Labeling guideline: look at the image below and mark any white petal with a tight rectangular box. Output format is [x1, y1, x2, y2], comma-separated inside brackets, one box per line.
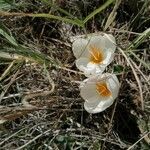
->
[76, 59, 105, 77]
[86, 62, 105, 76]
[81, 73, 120, 114]
[72, 34, 107, 59]
[103, 34, 116, 52]
[72, 34, 116, 59]
[72, 38, 89, 58]
[98, 73, 120, 99]
[75, 57, 89, 71]
[106, 74, 120, 99]
[104, 34, 116, 43]
[84, 96, 114, 113]
[86, 34, 116, 66]
[80, 74, 100, 88]
[72, 34, 116, 77]
[84, 101, 98, 111]
[102, 51, 114, 65]
[80, 79, 99, 104]
[87, 35, 105, 51]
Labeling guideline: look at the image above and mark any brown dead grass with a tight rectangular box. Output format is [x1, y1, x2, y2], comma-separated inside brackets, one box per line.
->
[0, 0, 150, 149]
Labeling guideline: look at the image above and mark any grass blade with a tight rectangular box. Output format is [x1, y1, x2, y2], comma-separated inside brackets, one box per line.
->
[83, 0, 115, 24]
[0, 0, 14, 10]
[126, 28, 150, 69]
[129, 51, 150, 69]
[127, 28, 150, 50]
[0, 28, 18, 46]
[0, 45, 55, 66]
[40, 0, 75, 18]
[31, 13, 83, 27]
[104, 0, 121, 31]
[0, 11, 84, 27]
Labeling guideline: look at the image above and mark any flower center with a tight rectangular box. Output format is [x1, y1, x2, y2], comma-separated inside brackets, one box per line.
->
[89, 45, 104, 64]
[96, 82, 111, 97]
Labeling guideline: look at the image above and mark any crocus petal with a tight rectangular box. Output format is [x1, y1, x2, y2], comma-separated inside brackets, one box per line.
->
[86, 62, 105, 76]
[75, 57, 89, 71]
[102, 51, 114, 65]
[80, 79, 100, 104]
[79, 74, 100, 87]
[84, 96, 114, 113]
[80, 78, 103, 104]
[80, 73, 120, 113]
[100, 34, 116, 65]
[103, 34, 116, 52]
[106, 74, 120, 99]
[72, 38, 89, 58]
[87, 35, 105, 52]
[76, 58, 106, 77]
[72, 33, 116, 76]
[72, 34, 106, 59]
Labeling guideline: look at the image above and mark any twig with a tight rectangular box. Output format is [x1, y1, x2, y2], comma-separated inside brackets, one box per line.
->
[15, 129, 52, 150]
[129, 58, 149, 84]
[110, 28, 142, 35]
[127, 132, 150, 150]
[0, 128, 26, 146]
[101, 97, 118, 150]
[104, 0, 121, 31]
[101, 63, 127, 150]
[0, 69, 20, 103]
[58, 66, 84, 75]
[22, 69, 55, 107]
[118, 47, 144, 110]
[0, 60, 15, 81]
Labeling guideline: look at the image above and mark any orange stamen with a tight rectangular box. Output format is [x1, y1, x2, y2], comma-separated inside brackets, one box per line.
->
[89, 45, 104, 64]
[96, 82, 111, 97]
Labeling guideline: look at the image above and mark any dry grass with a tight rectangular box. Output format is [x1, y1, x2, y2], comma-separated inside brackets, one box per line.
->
[0, 0, 150, 149]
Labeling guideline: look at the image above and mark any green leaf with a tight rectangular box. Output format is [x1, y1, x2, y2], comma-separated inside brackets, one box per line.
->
[0, 0, 115, 27]
[113, 65, 124, 73]
[126, 28, 150, 70]
[129, 51, 150, 70]
[127, 28, 150, 50]
[0, 25, 18, 46]
[0, 0, 14, 10]
[30, 13, 84, 27]
[0, 45, 56, 66]
[56, 135, 65, 143]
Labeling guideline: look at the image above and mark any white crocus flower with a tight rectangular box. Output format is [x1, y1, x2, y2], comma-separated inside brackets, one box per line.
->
[72, 33, 116, 76]
[80, 73, 120, 113]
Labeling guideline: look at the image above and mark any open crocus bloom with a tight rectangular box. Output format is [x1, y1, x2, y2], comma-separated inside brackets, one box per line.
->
[72, 33, 116, 76]
[80, 73, 120, 113]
